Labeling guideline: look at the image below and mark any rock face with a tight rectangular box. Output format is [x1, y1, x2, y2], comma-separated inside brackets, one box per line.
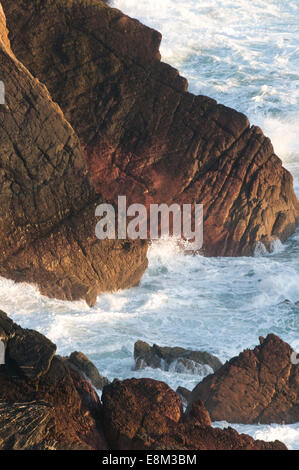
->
[190, 334, 299, 424]
[101, 378, 286, 450]
[0, 401, 56, 450]
[0, 4, 148, 305]
[64, 351, 110, 390]
[134, 340, 222, 373]
[3, 0, 299, 256]
[0, 311, 108, 450]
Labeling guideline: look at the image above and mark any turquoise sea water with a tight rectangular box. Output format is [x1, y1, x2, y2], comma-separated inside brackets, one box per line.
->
[1, 0, 299, 449]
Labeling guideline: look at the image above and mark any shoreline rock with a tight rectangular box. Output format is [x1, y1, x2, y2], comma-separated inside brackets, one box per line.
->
[0, 311, 108, 450]
[190, 334, 299, 424]
[101, 377, 286, 450]
[0, 4, 148, 305]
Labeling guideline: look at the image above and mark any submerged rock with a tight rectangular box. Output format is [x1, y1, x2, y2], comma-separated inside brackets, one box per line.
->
[0, 4, 148, 306]
[190, 334, 299, 424]
[134, 340, 222, 373]
[2, 0, 299, 257]
[101, 377, 286, 450]
[64, 351, 110, 390]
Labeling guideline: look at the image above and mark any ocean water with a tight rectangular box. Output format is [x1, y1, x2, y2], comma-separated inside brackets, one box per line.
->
[1, 0, 299, 449]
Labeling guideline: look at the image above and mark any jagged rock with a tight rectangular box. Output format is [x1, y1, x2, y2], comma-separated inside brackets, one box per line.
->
[101, 378, 286, 450]
[0, 312, 108, 450]
[102, 378, 182, 450]
[0, 310, 15, 343]
[0, 5, 148, 305]
[3, 0, 299, 256]
[190, 334, 299, 424]
[176, 386, 192, 407]
[1, 310, 57, 379]
[134, 340, 222, 373]
[65, 351, 110, 390]
[7, 329, 56, 380]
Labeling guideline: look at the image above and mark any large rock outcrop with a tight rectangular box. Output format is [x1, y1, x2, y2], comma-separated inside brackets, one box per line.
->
[0, 6, 148, 305]
[101, 378, 286, 450]
[0, 311, 108, 450]
[3, 0, 299, 256]
[190, 334, 299, 424]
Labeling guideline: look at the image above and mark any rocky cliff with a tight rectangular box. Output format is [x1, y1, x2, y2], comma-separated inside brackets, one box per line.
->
[190, 334, 299, 424]
[0, 5, 148, 305]
[2, 0, 299, 256]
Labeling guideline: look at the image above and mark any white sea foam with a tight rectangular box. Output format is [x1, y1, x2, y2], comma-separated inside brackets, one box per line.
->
[215, 422, 299, 450]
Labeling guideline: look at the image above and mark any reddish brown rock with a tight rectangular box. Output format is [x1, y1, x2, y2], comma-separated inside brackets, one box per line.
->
[0, 6, 147, 305]
[101, 377, 286, 450]
[0, 311, 107, 450]
[191, 334, 299, 424]
[3, 0, 299, 256]
[0, 3, 10, 52]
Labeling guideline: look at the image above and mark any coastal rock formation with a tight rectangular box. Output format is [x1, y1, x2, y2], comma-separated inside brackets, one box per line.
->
[101, 377, 286, 450]
[0, 312, 288, 450]
[190, 334, 299, 424]
[0, 311, 107, 450]
[3, 0, 299, 256]
[0, 6, 148, 305]
[134, 340, 222, 373]
[64, 351, 110, 390]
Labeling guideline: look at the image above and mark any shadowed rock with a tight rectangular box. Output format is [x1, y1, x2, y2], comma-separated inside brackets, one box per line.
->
[0, 401, 57, 450]
[0, 311, 108, 450]
[2, 0, 299, 256]
[0, 4, 148, 305]
[101, 378, 287, 450]
[64, 351, 110, 390]
[190, 334, 299, 424]
[7, 329, 56, 380]
[134, 340, 222, 373]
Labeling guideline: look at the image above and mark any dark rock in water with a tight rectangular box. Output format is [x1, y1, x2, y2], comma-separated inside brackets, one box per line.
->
[101, 378, 286, 450]
[0, 5, 148, 306]
[0, 312, 108, 450]
[176, 386, 192, 407]
[134, 340, 222, 373]
[0, 401, 57, 450]
[134, 341, 162, 370]
[190, 334, 299, 424]
[64, 351, 110, 390]
[3, 0, 299, 257]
